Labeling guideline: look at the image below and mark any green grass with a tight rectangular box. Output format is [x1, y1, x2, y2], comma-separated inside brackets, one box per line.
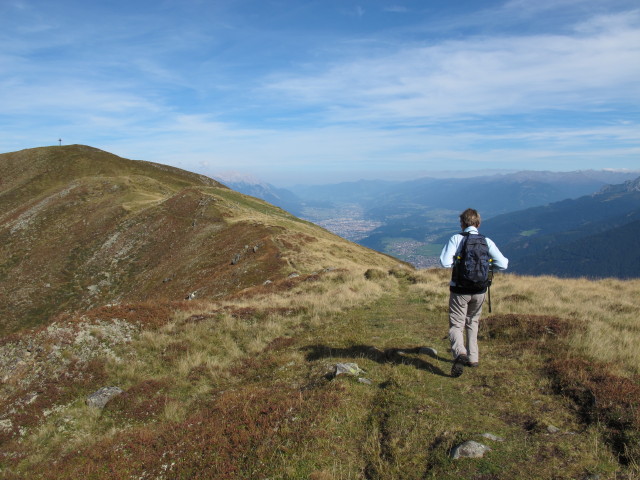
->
[290, 282, 619, 479]
[1, 270, 635, 479]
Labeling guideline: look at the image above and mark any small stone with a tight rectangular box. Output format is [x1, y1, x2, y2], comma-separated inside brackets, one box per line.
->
[263, 280, 272, 285]
[231, 253, 241, 265]
[335, 363, 363, 377]
[547, 424, 560, 434]
[288, 272, 300, 278]
[481, 433, 505, 442]
[253, 245, 259, 253]
[451, 440, 491, 459]
[86, 386, 123, 409]
[358, 377, 373, 385]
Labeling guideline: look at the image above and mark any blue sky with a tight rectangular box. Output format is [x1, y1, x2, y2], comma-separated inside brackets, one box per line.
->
[1, 0, 639, 184]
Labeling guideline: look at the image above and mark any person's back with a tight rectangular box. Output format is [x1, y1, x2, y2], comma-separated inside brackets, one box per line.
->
[439, 208, 508, 377]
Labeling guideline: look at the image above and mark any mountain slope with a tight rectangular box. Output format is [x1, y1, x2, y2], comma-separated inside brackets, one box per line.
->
[512, 218, 640, 278]
[482, 176, 640, 277]
[2, 267, 639, 478]
[0, 145, 399, 335]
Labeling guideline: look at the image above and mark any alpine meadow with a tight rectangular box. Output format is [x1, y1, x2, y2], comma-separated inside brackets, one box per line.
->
[1, 146, 640, 480]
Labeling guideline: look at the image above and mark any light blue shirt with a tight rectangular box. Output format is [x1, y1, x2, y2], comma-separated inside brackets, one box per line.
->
[439, 226, 509, 271]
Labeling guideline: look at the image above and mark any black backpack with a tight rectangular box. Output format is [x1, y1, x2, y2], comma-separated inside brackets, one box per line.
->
[453, 233, 492, 290]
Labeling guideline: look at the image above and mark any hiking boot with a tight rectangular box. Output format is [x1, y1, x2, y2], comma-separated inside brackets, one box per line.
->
[451, 354, 468, 378]
[466, 361, 479, 368]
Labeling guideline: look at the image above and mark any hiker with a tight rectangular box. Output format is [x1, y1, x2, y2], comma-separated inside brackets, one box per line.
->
[439, 208, 508, 377]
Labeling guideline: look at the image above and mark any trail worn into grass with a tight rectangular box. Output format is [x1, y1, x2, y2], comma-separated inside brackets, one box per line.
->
[294, 281, 628, 479]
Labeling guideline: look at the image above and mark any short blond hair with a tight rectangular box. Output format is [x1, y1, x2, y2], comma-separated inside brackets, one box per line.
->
[460, 208, 481, 228]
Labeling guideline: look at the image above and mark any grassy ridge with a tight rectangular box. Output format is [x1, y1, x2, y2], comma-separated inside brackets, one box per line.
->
[1, 267, 639, 479]
[0, 146, 398, 335]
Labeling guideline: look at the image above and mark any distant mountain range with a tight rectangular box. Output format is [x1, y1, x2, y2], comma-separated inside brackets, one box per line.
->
[219, 170, 640, 275]
[214, 174, 305, 216]
[483, 177, 640, 278]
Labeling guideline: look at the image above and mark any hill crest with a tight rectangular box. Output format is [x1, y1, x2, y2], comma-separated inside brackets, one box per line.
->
[0, 145, 398, 335]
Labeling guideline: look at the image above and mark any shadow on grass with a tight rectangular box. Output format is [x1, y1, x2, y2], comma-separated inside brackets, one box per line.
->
[302, 344, 450, 377]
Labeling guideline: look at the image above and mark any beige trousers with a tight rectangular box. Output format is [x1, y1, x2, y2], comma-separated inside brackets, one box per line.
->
[448, 292, 486, 363]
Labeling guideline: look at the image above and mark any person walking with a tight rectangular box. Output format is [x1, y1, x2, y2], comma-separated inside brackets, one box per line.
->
[439, 208, 508, 377]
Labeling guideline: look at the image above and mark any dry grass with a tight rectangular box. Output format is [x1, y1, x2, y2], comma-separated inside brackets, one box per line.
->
[412, 268, 640, 376]
[3, 263, 640, 478]
[485, 273, 640, 377]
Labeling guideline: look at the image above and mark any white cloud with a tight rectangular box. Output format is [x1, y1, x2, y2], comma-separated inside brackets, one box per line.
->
[1, 1, 639, 182]
[265, 10, 640, 124]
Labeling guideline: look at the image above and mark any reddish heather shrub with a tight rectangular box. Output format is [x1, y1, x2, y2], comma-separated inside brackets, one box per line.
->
[229, 307, 259, 319]
[84, 301, 189, 329]
[547, 357, 640, 465]
[104, 378, 171, 422]
[264, 336, 296, 352]
[161, 340, 191, 364]
[481, 314, 576, 341]
[40, 384, 342, 479]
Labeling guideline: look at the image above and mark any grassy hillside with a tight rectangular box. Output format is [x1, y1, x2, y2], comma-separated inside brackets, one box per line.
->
[512, 218, 640, 278]
[1, 267, 639, 479]
[1, 146, 639, 479]
[0, 145, 398, 335]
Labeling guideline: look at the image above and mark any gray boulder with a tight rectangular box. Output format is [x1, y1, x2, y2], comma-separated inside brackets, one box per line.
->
[546, 424, 560, 434]
[86, 386, 123, 409]
[334, 363, 363, 377]
[481, 432, 505, 442]
[451, 440, 491, 459]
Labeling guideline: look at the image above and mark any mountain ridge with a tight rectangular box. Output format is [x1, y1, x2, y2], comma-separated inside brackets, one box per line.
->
[481, 174, 640, 278]
[0, 145, 399, 335]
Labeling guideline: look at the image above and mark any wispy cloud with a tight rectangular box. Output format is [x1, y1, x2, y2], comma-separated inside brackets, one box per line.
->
[265, 10, 640, 124]
[1, 0, 639, 183]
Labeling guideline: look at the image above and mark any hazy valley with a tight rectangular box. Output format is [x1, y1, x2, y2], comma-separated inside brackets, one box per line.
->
[224, 171, 640, 275]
